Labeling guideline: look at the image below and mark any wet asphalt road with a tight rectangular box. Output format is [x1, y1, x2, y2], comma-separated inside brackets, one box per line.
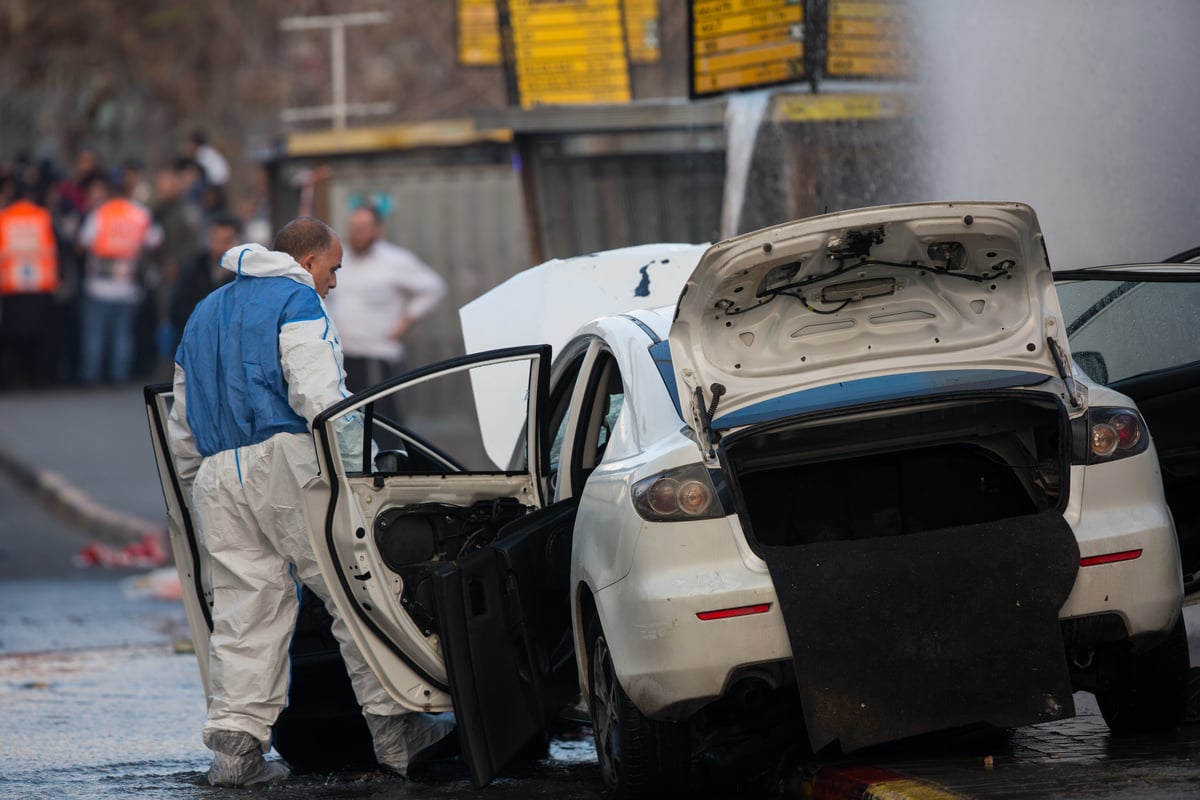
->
[6, 387, 1200, 799]
[0, 387, 609, 800]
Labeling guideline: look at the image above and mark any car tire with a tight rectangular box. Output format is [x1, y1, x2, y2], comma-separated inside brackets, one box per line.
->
[1097, 616, 1189, 735]
[587, 615, 690, 798]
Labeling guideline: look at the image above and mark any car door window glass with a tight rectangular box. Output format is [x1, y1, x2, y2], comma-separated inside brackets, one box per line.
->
[328, 358, 538, 475]
[599, 393, 624, 452]
[573, 354, 624, 486]
[1059, 279, 1200, 384]
[547, 357, 585, 476]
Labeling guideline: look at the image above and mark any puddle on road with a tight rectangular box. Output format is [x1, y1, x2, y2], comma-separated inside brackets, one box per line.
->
[0, 576, 606, 799]
[0, 644, 210, 799]
[0, 643, 604, 800]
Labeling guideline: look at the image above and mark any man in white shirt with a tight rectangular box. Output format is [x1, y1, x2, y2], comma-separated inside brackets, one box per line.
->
[327, 206, 446, 417]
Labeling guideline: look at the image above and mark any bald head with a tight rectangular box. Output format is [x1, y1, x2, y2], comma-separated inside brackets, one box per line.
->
[273, 217, 337, 261]
[273, 217, 343, 298]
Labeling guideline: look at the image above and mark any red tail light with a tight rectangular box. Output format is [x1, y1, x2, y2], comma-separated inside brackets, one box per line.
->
[1079, 549, 1143, 567]
[697, 603, 771, 621]
[1086, 408, 1149, 463]
[632, 464, 725, 522]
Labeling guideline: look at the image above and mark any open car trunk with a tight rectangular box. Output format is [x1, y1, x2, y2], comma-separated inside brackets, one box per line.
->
[721, 391, 1081, 752]
[728, 393, 1068, 546]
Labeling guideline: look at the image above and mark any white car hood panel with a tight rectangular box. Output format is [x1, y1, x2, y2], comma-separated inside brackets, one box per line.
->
[670, 202, 1070, 434]
[460, 243, 707, 468]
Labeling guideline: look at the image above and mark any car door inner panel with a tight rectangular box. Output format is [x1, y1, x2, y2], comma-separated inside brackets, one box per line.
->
[432, 497, 580, 787]
[373, 497, 529, 636]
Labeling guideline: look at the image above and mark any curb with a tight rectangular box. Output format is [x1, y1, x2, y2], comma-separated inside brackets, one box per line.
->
[0, 436, 166, 553]
[792, 764, 966, 800]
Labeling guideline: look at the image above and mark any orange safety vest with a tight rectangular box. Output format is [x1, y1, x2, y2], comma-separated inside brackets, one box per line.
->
[0, 200, 60, 295]
[91, 198, 152, 261]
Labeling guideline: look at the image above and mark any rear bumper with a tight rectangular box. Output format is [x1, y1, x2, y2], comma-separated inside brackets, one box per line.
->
[592, 516, 788, 719]
[1059, 448, 1183, 646]
[594, 449, 1183, 719]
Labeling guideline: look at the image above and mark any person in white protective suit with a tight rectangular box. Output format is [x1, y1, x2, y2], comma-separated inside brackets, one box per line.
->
[167, 218, 454, 787]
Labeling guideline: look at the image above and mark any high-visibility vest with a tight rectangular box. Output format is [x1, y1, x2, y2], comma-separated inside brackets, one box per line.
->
[91, 198, 151, 261]
[0, 200, 60, 295]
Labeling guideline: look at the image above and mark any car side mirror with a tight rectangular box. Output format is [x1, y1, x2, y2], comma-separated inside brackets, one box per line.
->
[1073, 350, 1109, 384]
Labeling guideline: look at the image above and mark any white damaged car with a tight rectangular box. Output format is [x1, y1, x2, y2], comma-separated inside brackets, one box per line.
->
[146, 202, 1196, 796]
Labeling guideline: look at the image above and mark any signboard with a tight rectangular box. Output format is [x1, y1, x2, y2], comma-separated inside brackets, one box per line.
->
[463, 0, 657, 69]
[773, 92, 907, 122]
[825, 0, 912, 79]
[624, 0, 661, 64]
[499, 0, 632, 107]
[690, 0, 806, 98]
[459, 0, 503, 66]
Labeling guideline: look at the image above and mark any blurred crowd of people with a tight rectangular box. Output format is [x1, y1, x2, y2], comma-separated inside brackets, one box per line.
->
[0, 133, 271, 391]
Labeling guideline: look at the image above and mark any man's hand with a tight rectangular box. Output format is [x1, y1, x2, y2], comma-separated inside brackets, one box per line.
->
[390, 315, 415, 342]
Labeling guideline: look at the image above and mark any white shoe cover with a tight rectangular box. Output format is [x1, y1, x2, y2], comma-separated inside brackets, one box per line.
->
[206, 730, 292, 787]
[364, 712, 456, 776]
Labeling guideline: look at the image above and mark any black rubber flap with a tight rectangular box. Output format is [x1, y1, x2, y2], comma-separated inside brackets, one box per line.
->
[760, 509, 1080, 752]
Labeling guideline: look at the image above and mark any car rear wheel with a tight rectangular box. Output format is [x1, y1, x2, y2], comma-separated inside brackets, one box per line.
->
[1097, 616, 1189, 734]
[587, 615, 690, 798]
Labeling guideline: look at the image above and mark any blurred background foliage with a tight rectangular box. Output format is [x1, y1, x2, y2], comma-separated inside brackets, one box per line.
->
[0, 0, 513, 168]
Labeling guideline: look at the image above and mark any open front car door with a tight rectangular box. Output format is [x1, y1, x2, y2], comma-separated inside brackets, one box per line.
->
[1055, 264, 1200, 598]
[307, 345, 575, 786]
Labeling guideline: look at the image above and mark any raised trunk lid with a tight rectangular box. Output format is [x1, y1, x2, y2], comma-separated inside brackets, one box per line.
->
[670, 202, 1074, 449]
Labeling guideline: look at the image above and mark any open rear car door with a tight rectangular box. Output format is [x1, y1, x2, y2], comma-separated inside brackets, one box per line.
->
[144, 386, 213, 683]
[307, 345, 579, 786]
[1055, 264, 1200, 598]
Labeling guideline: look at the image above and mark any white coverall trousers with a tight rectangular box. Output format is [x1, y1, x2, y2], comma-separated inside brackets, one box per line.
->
[192, 431, 405, 751]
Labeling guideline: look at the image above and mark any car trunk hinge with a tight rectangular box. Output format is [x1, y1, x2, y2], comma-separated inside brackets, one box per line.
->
[1046, 336, 1081, 409]
[693, 383, 725, 460]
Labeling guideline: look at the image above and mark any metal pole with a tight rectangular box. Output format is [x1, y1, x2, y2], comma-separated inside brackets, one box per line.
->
[331, 21, 347, 131]
[279, 10, 393, 130]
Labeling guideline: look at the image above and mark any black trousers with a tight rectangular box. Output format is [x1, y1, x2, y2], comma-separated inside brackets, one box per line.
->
[0, 293, 58, 389]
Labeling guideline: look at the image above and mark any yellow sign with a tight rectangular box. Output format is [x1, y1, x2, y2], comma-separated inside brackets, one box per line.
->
[515, 39, 626, 60]
[624, 0, 661, 64]
[826, 0, 912, 78]
[504, 0, 631, 108]
[773, 92, 908, 122]
[695, 60, 803, 94]
[462, 1, 657, 71]
[458, 0, 502, 66]
[828, 0, 904, 17]
[695, 41, 803, 75]
[509, 5, 621, 27]
[516, 56, 630, 80]
[691, 0, 805, 97]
